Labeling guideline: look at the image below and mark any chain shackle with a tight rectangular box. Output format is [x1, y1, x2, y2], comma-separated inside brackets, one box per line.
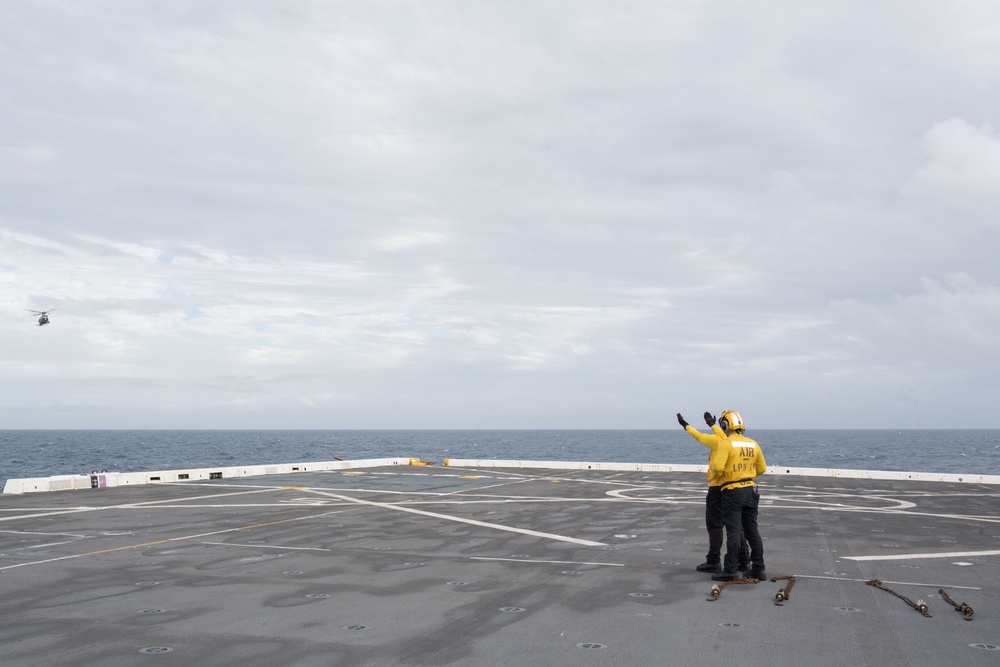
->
[866, 579, 932, 618]
[939, 589, 974, 621]
[771, 575, 795, 606]
[706, 576, 760, 601]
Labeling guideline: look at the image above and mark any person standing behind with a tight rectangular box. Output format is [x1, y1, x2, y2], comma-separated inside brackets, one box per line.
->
[677, 411, 750, 574]
[707, 410, 767, 582]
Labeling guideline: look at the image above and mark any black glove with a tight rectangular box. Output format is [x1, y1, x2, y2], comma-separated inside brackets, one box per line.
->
[704, 412, 716, 427]
[676, 413, 689, 428]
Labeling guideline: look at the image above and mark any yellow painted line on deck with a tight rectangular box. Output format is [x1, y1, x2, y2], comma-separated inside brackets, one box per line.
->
[0, 494, 364, 572]
[0, 538, 177, 571]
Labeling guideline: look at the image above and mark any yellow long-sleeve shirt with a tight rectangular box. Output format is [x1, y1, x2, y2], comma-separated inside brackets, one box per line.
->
[710, 430, 766, 490]
[682, 424, 728, 487]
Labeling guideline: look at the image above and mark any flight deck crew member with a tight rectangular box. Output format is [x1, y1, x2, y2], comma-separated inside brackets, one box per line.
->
[707, 410, 766, 582]
[677, 412, 750, 574]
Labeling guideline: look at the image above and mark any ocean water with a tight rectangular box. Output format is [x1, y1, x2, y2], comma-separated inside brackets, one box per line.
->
[1, 429, 999, 486]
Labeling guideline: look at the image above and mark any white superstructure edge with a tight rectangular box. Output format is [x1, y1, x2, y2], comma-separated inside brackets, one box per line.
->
[4, 457, 998, 494]
[442, 458, 1000, 485]
[2, 457, 413, 494]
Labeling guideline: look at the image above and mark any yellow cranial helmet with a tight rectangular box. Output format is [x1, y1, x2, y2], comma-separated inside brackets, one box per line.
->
[719, 410, 745, 432]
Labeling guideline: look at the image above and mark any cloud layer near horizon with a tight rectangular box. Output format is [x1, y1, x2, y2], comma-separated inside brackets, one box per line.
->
[2, 1, 999, 428]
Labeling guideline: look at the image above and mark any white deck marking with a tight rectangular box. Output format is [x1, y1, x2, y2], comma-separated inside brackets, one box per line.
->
[842, 549, 1000, 561]
[470, 556, 623, 567]
[846, 509, 1000, 524]
[198, 541, 332, 552]
[0, 529, 87, 538]
[794, 574, 980, 590]
[302, 488, 607, 546]
[0, 507, 98, 523]
[20, 540, 75, 549]
[0, 502, 354, 571]
[0, 488, 283, 523]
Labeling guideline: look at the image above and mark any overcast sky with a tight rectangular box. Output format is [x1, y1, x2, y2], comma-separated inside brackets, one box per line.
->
[2, 1, 999, 430]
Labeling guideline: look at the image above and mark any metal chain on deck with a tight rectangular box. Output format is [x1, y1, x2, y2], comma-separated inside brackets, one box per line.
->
[771, 575, 795, 605]
[706, 576, 759, 601]
[865, 579, 931, 617]
[939, 588, 974, 621]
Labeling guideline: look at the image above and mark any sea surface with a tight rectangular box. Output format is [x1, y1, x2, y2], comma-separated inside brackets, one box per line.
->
[1, 429, 999, 486]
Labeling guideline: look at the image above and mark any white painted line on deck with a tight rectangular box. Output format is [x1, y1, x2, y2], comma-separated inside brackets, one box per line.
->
[302, 488, 607, 547]
[0, 503, 353, 572]
[0, 507, 99, 523]
[842, 549, 1000, 561]
[198, 541, 332, 552]
[794, 573, 980, 590]
[0, 529, 87, 538]
[0, 488, 284, 524]
[21, 540, 76, 549]
[470, 556, 624, 567]
[115, 503, 347, 509]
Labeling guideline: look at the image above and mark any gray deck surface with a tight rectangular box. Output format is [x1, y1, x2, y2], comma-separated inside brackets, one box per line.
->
[1, 465, 998, 666]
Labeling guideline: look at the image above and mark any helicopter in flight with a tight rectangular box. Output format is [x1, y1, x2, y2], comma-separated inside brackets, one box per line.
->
[27, 308, 56, 326]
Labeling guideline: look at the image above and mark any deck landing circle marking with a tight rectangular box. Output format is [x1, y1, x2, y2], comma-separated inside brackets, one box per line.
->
[606, 487, 918, 512]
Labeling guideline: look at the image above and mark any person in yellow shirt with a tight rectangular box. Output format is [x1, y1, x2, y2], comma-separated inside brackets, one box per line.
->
[707, 410, 766, 582]
[677, 411, 750, 574]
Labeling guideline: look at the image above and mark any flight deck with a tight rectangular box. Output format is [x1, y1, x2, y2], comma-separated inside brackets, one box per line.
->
[1, 460, 998, 666]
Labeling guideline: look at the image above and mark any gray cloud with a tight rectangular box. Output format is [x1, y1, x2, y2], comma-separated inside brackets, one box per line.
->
[2, 1, 998, 428]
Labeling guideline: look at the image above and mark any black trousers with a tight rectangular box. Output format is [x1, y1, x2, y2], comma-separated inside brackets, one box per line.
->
[706, 485, 750, 566]
[721, 485, 765, 574]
